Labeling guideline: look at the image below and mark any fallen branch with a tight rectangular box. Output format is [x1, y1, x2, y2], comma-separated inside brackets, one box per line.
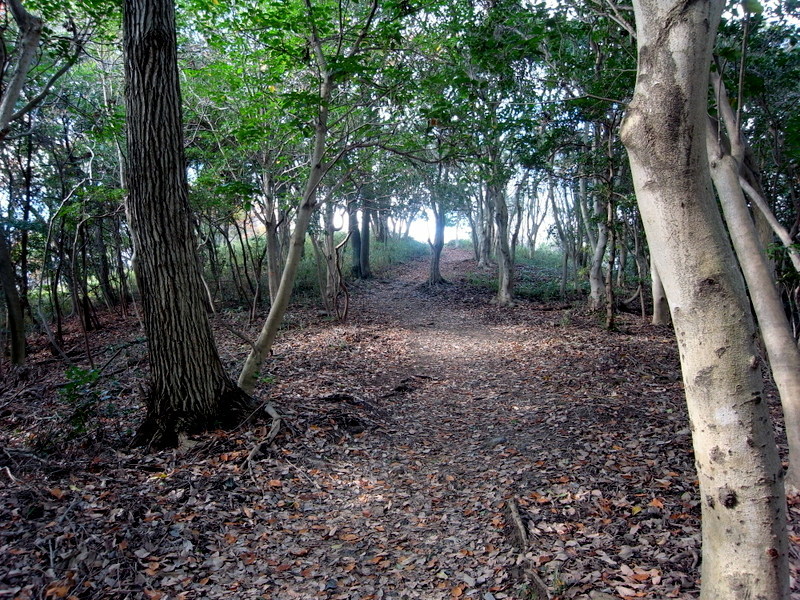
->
[506, 497, 529, 548]
[242, 402, 283, 468]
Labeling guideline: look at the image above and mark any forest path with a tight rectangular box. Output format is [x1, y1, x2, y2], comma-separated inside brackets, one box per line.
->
[257, 246, 708, 599]
[4, 247, 799, 600]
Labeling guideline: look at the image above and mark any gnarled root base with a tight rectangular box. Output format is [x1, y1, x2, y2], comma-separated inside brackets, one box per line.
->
[131, 385, 256, 450]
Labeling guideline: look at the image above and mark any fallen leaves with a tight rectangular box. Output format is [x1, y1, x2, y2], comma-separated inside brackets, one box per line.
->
[1, 249, 798, 599]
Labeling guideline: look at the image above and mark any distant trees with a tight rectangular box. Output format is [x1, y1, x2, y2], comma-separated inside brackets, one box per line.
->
[0, 0, 113, 365]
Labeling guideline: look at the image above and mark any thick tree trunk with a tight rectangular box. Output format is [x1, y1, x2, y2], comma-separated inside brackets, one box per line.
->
[124, 0, 251, 448]
[622, 2, 788, 598]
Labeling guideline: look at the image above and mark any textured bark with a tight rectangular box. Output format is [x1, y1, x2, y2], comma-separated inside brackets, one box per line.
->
[491, 182, 514, 306]
[124, 0, 251, 448]
[621, 1, 788, 598]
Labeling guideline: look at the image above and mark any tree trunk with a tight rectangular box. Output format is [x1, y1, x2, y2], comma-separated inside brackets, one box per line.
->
[123, 0, 251, 448]
[477, 185, 492, 267]
[95, 220, 118, 308]
[0, 0, 42, 135]
[428, 202, 446, 286]
[0, 229, 25, 365]
[265, 216, 282, 305]
[258, 176, 283, 306]
[588, 195, 608, 311]
[348, 201, 362, 278]
[466, 206, 480, 262]
[112, 217, 132, 316]
[708, 116, 800, 494]
[650, 258, 670, 326]
[604, 197, 616, 330]
[359, 197, 372, 279]
[621, 1, 788, 597]
[740, 177, 800, 273]
[493, 183, 514, 306]
[238, 59, 333, 394]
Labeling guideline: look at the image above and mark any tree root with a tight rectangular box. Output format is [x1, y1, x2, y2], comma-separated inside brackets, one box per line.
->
[131, 384, 258, 450]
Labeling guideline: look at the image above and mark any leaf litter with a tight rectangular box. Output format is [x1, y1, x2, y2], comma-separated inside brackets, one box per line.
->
[2, 247, 799, 599]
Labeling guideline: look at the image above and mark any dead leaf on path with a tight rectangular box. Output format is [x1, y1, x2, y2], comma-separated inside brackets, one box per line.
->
[44, 583, 71, 598]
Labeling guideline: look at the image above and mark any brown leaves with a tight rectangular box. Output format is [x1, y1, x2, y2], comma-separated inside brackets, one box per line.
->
[1, 248, 798, 599]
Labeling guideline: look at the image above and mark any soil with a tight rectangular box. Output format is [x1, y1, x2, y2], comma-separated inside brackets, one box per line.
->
[2, 247, 799, 600]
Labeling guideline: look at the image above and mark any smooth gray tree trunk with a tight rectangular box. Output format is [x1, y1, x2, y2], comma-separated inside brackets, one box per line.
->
[621, 1, 788, 597]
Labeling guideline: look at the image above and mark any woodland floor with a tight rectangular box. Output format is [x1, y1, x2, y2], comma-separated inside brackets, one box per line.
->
[2, 247, 800, 600]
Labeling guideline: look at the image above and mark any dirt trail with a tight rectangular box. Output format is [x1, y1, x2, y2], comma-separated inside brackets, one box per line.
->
[258, 247, 705, 599]
[2, 247, 799, 600]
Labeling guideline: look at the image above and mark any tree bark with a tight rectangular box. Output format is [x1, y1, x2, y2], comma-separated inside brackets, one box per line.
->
[428, 201, 446, 286]
[0, 0, 42, 135]
[359, 197, 372, 279]
[492, 182, 514, 305]
[587, 194, 608, 311]
[604, 196, 616, 330]
[348, 201, 362, 278]
[621, 1, 788, 597]
[707, 97, 800, 494]
[123, 0, 251, 448]
[650, 259, 670, 326]
[739, 177, 800, 273]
